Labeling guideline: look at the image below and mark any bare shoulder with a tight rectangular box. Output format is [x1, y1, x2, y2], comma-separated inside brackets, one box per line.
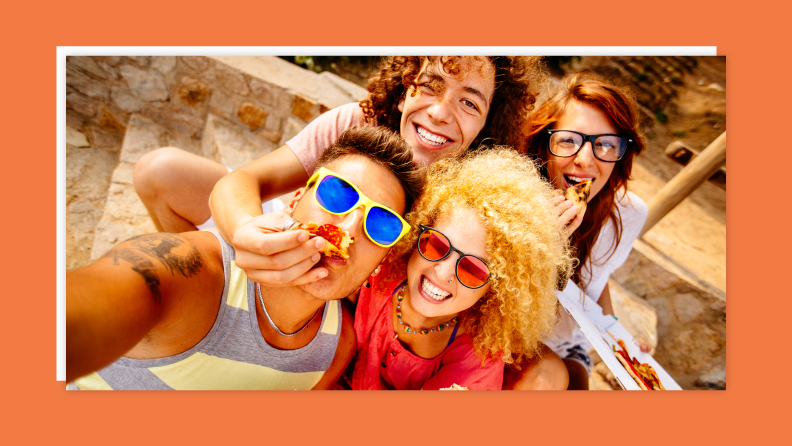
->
[106, 231, 225, 356]
[98, 231, 223, 303]
[66, 231, 226, 375]
[111, 231, 222, 267]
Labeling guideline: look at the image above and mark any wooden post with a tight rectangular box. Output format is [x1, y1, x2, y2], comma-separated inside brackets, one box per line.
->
[640, 131, 726, 237]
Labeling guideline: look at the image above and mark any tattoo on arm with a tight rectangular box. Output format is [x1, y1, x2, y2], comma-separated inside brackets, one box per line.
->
[107, 234, 204, 304]
[111, 250, 162, 304]
[128, 234, 203, 278]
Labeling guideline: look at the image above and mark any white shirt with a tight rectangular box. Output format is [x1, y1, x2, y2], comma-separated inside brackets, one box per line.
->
[545, 190, 648, 357]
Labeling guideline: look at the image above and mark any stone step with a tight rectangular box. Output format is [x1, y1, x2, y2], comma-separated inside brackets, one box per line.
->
[88, 111, 298, 261]
[208, 56, 366, 111]
[609, 240, 726, 389]
[200, 113, 297, 209]
[629, 160, 726, 299]
[202, 113, 276, 168]
[65, 126, 119, 272]
[589, 263, 725, 391]
[89, 114, 202, 261]
[67, 56, 368, 270]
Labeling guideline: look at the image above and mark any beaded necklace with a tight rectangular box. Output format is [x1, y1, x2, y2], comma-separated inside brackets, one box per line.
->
[395, 284, 458, 335]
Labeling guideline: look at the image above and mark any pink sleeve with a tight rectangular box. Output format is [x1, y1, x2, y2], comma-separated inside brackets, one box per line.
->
[285, 102, 363, 175]
[421, 336, 504, 390]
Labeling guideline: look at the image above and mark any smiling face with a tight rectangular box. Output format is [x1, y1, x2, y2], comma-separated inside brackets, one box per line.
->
[545, 100, 619, 201]
[397, 57, 496, 166]
[289, 155, 406, 301]
[405, 207, 490, 320]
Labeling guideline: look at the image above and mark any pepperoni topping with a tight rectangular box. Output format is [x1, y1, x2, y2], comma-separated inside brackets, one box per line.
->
[311, 224, 346, 250]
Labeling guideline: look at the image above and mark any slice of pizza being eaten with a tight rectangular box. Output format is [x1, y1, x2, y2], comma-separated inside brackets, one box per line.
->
[564, 179, 593, 217]
[292, 221, 353, 260]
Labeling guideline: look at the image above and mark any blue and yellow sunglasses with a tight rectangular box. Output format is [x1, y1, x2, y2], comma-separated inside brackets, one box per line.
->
[306, 167, 411, 248]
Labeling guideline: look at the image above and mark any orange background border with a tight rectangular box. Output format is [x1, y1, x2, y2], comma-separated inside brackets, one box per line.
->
[2, 0, 788, 443]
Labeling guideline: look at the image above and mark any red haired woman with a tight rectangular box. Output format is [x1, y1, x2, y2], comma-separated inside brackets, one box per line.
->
[506, 72, 649, 390]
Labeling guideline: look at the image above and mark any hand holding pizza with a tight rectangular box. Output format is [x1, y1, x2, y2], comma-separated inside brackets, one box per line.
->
[231, 211, 330, 287]
[554, 179, 593, 239]
[553, 195, 583, 239]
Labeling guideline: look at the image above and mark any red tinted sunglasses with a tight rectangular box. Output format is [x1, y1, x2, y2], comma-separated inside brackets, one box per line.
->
[417, 225, 492, 289]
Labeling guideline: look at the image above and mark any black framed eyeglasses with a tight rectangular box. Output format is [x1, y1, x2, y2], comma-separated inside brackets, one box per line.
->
[417, 225, 491, 289]
[547, 129, 632, 163]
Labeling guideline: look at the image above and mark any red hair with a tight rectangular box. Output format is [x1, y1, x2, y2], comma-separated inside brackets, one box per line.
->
[524, 72, 646, 289]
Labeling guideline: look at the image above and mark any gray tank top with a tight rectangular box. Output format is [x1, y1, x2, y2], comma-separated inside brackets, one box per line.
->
[68, 231, 342, 390]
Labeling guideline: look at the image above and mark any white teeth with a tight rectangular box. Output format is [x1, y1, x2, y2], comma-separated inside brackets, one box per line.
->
[416, 126, 449, 145]
[566, 175, 593, 184]
[421, 276, 451, 300]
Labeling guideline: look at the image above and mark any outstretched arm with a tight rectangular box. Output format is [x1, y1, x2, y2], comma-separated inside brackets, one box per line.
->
[208, 146, 329, 286]
[66, 232, 222, 383]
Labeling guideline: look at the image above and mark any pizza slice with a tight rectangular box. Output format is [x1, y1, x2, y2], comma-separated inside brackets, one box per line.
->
[564, 179, 593, 217]
[292, 221, 353, 260]
[612, 338, 666, 391]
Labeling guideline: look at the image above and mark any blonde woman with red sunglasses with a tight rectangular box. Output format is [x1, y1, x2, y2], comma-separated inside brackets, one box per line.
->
[349, 147, 572, 390]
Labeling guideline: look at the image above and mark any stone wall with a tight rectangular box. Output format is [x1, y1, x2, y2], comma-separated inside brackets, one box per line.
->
[67, 56, 366, 150]
[66, 56, 367, 271]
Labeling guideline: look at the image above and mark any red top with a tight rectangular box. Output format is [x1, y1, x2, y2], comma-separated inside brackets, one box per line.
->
[351, 256, 504, 390]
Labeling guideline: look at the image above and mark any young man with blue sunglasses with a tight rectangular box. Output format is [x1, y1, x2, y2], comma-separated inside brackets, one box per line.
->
[66, 127, 424, 390]
[134, 56, 547, 288]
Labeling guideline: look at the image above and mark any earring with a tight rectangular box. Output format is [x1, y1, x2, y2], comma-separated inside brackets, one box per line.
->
[448, 278, 452, 283]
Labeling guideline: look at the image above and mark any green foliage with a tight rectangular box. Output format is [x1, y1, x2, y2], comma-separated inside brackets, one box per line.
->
[636, 72, 649, 82]
[654, 110, 669, 123]
[674, 130, 687, 137]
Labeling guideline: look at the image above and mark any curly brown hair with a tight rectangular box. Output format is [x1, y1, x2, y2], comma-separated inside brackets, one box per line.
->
[392, 148, 573, 365]
[523, 72, 646, 289]
[360, 56, 547, 154]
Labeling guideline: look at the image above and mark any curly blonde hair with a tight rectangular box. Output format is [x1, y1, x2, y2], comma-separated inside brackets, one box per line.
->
[393, 147, 573, 365]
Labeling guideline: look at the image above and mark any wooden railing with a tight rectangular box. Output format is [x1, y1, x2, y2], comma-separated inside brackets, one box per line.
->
[640, 131, 726, 237]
